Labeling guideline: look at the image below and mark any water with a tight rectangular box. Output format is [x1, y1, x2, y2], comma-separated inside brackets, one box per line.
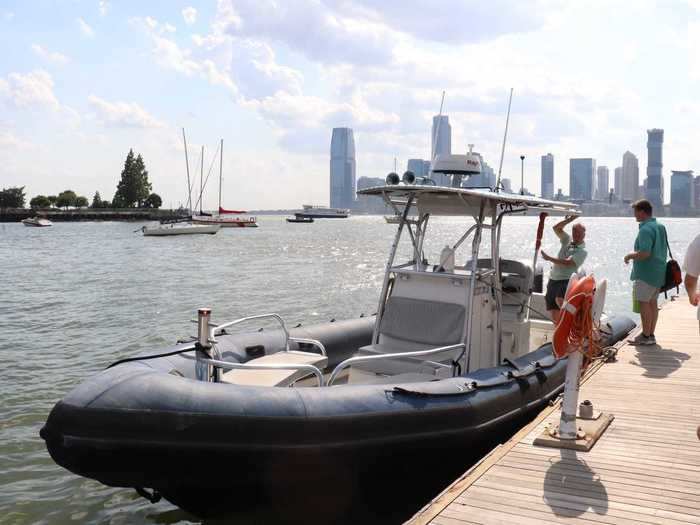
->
[0, 216, 696, 524]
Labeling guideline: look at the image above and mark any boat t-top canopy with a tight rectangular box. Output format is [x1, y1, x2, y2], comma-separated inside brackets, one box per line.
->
[357, 185, 578, 217]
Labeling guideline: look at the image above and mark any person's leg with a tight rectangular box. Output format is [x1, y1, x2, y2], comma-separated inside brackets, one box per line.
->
[650, 296, 659, 335]
[638, 301, 654, 336]
[545, 280, 561, 323]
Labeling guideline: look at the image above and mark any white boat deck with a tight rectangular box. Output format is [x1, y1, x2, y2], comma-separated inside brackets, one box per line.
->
[408, 298, 700, 525]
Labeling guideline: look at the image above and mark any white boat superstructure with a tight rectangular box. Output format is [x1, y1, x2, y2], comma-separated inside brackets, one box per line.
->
[22, 217, 52, 227]
[295, 205, 349, 219]
[142, 222, 220, 236]
[355, 155, 579, 379]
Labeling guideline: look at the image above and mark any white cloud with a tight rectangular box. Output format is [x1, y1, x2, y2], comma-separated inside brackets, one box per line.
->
[0, 130, 31, 149]
[132, 17, 199, 75]
[31, 44, 69, 66]
[77, 17, 95, 38]
[88, 95, 165, 128]
[182, 7, 197, 25]
[0, 70, 60, 110]
[99, 1, 110, 16]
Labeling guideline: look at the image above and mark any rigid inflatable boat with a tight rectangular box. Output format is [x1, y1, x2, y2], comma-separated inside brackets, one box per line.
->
[42, 152, 635, 521]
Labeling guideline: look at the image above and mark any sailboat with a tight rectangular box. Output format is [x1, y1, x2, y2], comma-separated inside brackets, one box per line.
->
[192, 139, 258, 228]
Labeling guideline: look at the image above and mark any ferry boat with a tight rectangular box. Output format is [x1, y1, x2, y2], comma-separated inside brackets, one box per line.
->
[294, 204, 349, 219]
[41, 149, 634, 521]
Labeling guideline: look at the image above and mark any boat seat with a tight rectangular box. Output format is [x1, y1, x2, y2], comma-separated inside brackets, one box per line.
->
[220, 351, 328, 387]
[354, 295, 465, 376]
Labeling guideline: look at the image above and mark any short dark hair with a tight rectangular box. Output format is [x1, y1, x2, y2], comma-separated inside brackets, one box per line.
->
[632, 199, 653, 215]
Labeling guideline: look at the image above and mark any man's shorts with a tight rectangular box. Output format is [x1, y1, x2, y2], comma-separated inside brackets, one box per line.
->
[633, 280, 660, 303]
[545, 279, 569, 310]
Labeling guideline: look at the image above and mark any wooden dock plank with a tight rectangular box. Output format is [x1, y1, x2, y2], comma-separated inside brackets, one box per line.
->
[407, 299, 700, 525]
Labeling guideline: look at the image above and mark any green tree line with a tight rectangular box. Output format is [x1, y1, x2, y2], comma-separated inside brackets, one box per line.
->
[1, 149, 162, 210]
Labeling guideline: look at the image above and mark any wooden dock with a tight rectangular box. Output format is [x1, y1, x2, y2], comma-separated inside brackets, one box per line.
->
[409, 298, 700, 525]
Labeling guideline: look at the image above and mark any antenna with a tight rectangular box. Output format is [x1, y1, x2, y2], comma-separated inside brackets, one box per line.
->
[219, 139, 223, 213]
[200, 145, 204, 215]
[495, 88, 514, 192]
[429, 90, 446, 171]
[182, 128, 193, 213]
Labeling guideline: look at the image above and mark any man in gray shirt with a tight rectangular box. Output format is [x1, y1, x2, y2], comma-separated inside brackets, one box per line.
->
[541, 215, 588, 323]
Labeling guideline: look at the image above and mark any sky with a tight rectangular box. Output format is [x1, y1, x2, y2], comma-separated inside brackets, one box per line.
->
[1, 0, 699, 209]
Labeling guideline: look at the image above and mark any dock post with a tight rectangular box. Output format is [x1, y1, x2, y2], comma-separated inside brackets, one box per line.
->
[558, 351, 583, 439]
[196, 308, 219, 382]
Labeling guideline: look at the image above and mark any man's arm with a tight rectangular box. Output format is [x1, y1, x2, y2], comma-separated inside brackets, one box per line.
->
[552, 215, 576, 240]
[624, 250, 651, 264]
[541, 251, 576, 267]
[685, 274, 699, 306]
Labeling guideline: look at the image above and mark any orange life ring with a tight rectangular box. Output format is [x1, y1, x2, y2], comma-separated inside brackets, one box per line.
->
[552, 274, 596, 359]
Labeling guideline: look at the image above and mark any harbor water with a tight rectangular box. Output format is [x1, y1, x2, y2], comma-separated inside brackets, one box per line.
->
[1, 216, 696, 524]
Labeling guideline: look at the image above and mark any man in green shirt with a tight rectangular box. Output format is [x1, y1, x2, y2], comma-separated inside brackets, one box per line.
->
[541, 215, 588, 323]
[624, 199, 667, 346]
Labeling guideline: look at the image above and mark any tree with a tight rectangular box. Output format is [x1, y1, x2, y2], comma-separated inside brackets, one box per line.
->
[143, 193, 162, 209]
[56, 190, 77, 209]
[30, 195, 51, 209]
[113, 149, 152, 207]
[47, 195, 57, 207]
[91, 191, 103, 208]
[75, 196, 89, 208]
[0, 186, 26, 208]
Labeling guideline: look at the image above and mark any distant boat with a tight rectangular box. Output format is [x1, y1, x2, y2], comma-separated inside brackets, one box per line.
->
[142, 223, 220, 236]
[286, 216, 314, 223]
[191, 139, 258, 228]
[22, 217, 52, 227]
[384, 215, 400, 224]
[294, 205, 348, 219]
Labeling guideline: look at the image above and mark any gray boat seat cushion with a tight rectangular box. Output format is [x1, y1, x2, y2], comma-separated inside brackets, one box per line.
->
[353, 296, 465, 376]
[379, 296, 465, 346]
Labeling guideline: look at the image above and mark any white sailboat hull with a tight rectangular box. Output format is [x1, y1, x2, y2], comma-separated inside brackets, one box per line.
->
[143, 223, 220, 236]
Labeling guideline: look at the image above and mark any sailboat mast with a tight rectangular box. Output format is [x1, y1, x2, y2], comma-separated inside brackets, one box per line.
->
[182, 128, 192, 213]
[200, 145, 204, 215]
[219, 139, 223, 213]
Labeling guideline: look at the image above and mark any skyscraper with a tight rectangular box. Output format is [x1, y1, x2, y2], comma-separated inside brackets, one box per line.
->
[596, 166, 609, 200]
[621, 151, 639, 202]
[330, 128, 356, 209]
[646, 129, 664, 208]
[614, 166, 623, 200]
[670, 171, 695, 214]
[569, 158, 596, 200]
[541, 153, 554, 199]
[431, 115, 451, 160]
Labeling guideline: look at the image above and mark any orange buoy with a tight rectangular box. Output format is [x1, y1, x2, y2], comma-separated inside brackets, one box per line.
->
[552, 274, 596, 359]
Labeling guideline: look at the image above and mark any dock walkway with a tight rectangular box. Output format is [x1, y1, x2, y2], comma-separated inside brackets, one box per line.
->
[409, 298, 700, 525]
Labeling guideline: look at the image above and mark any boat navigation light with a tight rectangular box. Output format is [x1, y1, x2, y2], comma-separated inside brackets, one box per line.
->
[386, 172, 400, 185]
[402, 171, 416, 184]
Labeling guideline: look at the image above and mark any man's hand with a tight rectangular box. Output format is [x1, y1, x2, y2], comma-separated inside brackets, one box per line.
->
[624, 254, 633, 265]
[541, 250, 551, 262]
[690, 292, 699, 307]
[564, 214, 577, 223]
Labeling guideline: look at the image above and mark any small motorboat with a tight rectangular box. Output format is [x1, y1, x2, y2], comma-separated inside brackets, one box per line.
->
[42, 150, 635, 521]
[286, 216, 314, 223]
[384, 215, 400, 224]
[22, 216, 52, 227]
[141, 222, 220, 236]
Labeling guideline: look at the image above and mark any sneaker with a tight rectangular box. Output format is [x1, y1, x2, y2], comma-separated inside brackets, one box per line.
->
[628, 333, 649, 345]
[645, 335, 657, 345]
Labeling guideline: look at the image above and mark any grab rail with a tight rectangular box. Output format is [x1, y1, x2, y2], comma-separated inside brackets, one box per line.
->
[214, 313, 290, 349]
[327, 343, 465, 386]
[184, 355, 325, 387]
[289, 337, 326, 356]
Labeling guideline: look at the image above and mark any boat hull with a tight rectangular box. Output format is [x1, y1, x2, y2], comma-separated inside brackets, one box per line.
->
[22, 218, 52, 226]
[192, 216, 258, 228]
[41, 315, 635, 522]
[143, 224, 220, 236]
